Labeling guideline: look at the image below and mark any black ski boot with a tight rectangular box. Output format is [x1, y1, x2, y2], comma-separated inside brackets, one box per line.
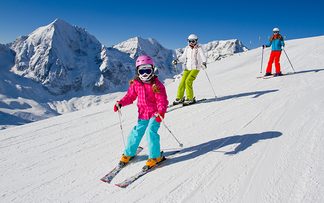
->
[274, 72, 283, 77]
[173, 97, 185, 105]
[183, 97, 196, 106]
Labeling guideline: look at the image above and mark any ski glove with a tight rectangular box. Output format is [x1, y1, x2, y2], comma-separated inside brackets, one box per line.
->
[113, 102, 122, 112]
[202, 62, 207, 69]
[154, 112, 165, 123]
[172, 60, 178, 65]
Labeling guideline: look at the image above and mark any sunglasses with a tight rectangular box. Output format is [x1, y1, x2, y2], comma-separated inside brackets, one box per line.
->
[138, 65, 153, 75]
[273, 31, 279, 34]
[188, 40, 197, 43]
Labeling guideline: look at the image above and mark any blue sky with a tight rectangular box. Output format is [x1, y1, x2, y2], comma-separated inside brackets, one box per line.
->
[0, 0, 323, 49]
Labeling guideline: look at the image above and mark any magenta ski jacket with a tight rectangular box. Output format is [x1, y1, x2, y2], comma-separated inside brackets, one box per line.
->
[118, 77, 168, 120]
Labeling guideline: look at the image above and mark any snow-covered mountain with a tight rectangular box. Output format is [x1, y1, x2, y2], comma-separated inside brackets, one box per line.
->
[10, 19, 104, 95]
[1, 35, 323, 202]
[95, 46, 134, 92]
[0, 19, 248, 130]
[0, 19, 137, 128]
[0, 43, 14, 69]
[0, 43, 59, 130]
[176, 39, 248, 63]
[113, 37, 176, 78]
[203, 39, 248, 62]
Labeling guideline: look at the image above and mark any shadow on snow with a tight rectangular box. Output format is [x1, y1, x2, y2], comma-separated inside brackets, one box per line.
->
[167, 89, 279, 113]
[205, 89, 279, 103]
[163, 131, 282, 166]
[285, 68, 324, 75]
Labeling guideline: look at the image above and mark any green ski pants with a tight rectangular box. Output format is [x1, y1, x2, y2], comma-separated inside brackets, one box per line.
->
[176, 69, 200, 100]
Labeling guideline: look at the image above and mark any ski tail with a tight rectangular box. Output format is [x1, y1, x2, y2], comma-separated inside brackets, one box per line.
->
[115, 150, 181, 188]
[100, 147, 143, 183]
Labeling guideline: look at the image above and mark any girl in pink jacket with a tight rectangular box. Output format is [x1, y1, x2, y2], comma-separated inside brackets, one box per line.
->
[114, 55, 168, 169]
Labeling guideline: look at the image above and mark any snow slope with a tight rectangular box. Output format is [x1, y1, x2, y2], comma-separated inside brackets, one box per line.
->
[1, 36, 324, 202]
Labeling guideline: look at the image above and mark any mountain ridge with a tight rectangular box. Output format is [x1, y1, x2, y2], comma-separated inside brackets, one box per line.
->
[0, 19, 248, 129]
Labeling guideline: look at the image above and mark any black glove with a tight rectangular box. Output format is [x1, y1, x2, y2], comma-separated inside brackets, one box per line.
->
[202, 62, 207, 69]
[172, 59, 178, 65]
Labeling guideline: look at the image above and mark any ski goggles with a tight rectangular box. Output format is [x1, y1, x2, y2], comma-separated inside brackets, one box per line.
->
[188, 40, 197, 43]
[273, 31, 279, 34]
[138, 65, 153, 75]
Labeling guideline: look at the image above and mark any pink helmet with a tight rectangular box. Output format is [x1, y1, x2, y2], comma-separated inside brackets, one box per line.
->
[135, 55, 154, 68]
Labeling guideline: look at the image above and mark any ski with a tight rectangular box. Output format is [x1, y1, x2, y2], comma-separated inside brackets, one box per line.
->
[167, 98, 207, 110]
[167, 102, 182, 108]
[182, 98, 207, 106]
[115, 150, 181, 188]
[257, 72, 294, 79]
[262, 72, 294, 79]
[257, 74, 274, 79]
[100, 147, 143, 183]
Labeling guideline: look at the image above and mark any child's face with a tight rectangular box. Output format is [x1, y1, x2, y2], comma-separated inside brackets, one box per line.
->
[138, 64, 153, 82]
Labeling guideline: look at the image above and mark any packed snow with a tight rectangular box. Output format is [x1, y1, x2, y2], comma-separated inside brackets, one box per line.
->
[0, 35, 323, 202]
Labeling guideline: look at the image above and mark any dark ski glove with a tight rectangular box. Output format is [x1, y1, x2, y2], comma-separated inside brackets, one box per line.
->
[202, 62, 207, 69]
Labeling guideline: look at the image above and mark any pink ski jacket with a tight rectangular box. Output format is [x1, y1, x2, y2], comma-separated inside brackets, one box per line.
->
[118, 77, 168, 120]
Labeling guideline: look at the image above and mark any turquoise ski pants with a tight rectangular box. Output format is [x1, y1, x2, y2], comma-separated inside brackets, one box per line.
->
[124, 118, 161, 158]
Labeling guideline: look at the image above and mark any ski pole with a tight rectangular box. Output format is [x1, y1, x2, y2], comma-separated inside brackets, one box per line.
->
[117, 105, 126, 148]
[260, 47, 264, 73]
[282, 48, 296, 73]
[172, 52, 179, 75]
[173, 63, 179, 75]
[203, 68, 218, 99]
[158, 115, 183, 148]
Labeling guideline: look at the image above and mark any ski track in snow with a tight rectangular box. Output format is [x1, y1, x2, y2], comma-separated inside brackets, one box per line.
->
[1, 36, 324, 202]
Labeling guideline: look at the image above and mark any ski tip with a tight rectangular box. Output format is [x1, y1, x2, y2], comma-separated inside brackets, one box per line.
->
[115, 183, 127, 188]
[100, 178, 111, 183]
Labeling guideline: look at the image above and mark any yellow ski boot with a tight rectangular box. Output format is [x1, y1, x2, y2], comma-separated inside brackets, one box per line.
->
[119, 154, 133, 167]
[143, 155, 165, 171]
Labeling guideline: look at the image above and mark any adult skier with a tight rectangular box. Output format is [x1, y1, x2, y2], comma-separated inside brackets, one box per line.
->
[114, 55, 168, 169]
[172, 34, 207, 106]
[263, 27, 285, 76]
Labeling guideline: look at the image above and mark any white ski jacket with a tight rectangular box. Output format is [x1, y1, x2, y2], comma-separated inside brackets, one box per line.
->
[178, 44, 207, 70]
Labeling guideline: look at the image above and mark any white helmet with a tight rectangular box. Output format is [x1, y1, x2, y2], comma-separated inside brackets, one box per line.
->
[188, 34, 198, 41]
[273, 27, 280, 32]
